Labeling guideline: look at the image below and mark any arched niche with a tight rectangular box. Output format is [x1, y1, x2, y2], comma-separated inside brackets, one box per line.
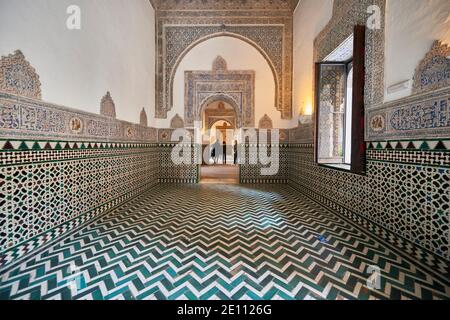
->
[202, 99, 238, 130]
[179, 48, 262, 128]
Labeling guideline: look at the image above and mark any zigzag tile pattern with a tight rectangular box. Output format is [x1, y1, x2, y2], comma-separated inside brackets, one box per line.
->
[1, 184, 449, 300]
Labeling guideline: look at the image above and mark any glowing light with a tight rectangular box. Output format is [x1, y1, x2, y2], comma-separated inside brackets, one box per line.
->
[304, 103, 313, 116]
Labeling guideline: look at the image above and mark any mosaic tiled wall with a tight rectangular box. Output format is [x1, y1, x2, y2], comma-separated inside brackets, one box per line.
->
[240, 144, 289, 184]
[0, 140, 159, 265]
[158, 143, 199, 183]
[157, 142, 290, 184]
[287, 143, 449, 260]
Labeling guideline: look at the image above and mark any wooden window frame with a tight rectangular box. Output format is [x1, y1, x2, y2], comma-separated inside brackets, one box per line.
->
[314, 25, 366, 174]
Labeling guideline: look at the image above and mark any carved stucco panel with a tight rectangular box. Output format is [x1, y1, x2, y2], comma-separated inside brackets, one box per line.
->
[184, 57, 255, 128]
[170, 113, 185, 128]
[100, 91, 116, 118]
[259, 114, 274, 129]
[0, 50, 42, 100]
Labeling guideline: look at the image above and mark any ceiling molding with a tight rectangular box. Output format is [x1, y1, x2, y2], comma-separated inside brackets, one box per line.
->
[149, 0, 299, 12]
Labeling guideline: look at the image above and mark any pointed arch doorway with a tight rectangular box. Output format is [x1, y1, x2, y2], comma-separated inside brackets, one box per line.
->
[200, 100, 239, 184]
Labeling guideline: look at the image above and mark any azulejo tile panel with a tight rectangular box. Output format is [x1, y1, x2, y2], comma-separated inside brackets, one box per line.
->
[0, 140, 160, 266]
[287, 143, 449, 260]
[0, 92, 157, 142]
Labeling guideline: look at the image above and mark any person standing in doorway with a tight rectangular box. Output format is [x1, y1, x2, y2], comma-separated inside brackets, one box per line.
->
[210, 140, 216, 164]
[213, 139, 221, 164]
[233, 140, 238, 165]
[222, 140, 227, 164]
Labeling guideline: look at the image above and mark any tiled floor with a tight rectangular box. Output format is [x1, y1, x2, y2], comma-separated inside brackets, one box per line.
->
[200, 165, 239, 184]
[0, 184, 449, 300]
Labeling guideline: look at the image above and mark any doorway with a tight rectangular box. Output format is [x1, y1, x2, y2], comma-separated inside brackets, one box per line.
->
[200, 101, 239, 184]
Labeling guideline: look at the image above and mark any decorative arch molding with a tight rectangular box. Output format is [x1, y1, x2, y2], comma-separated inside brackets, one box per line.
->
[207, 117, 236, 130]
[185, 57, 255, 128]
[200, 93, 240, 129]
[170, 113, 185, 128]
[155, 11, 293, 120]
[166, 32, 280, 119]
[0, 50, 42, 99]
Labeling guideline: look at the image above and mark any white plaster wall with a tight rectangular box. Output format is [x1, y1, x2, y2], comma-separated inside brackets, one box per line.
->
[0, 0, 155, 124]
[384, 0, 450, 101]
[292, 0, 333, 125]
[158, 36, 291, 129]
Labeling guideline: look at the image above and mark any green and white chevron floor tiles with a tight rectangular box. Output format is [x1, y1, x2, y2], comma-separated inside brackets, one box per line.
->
[1, 184, 449, 300]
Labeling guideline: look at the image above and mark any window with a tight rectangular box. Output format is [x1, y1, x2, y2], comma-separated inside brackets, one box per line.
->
[314, 25, 366, 174]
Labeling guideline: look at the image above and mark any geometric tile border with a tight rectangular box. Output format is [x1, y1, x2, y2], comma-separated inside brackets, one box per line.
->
[367, 149, 450, 167]
[0, 140, 158, 166]
[367, 140, 450, 167]
[367, 140, 450, 151]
